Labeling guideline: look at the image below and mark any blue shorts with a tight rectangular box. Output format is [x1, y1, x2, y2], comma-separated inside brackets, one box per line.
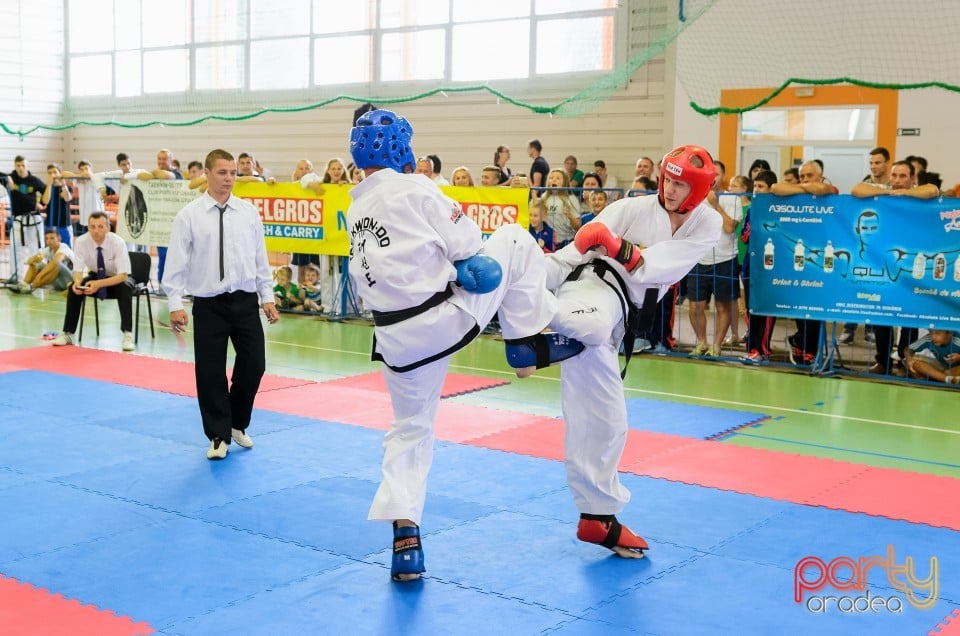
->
[687, 259, 741, 302]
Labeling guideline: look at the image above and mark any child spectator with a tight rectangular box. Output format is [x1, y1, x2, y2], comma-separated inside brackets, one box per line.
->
[540, 168, 581, 248]
[905, 329, 960, 384]
[528, 200, 555, 253]
[581, 189, 608, 224]
[273, 266, 303, 311]
[299, 263, 324, 313]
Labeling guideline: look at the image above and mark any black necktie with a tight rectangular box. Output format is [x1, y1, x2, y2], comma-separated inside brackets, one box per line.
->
[217, 205, 226, 280]
[96, 246, 107, 299]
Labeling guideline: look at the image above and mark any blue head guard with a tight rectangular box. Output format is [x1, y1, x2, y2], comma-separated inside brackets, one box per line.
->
[350, 109, 415, 173]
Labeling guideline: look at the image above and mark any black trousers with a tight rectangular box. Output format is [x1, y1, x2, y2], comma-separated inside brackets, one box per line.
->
[873, 325, 918, 369]
[192, 291, 265, 442]
[63, 277, 133, 333]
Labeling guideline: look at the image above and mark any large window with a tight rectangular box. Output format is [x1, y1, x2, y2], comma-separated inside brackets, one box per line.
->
[66, 0, 619, 99]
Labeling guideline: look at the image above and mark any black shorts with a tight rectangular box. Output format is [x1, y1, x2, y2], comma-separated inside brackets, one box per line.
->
[687, 259, 741, 302]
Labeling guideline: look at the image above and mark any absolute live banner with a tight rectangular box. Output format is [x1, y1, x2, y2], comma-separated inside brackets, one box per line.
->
[116, 180, 528, 255]
[749, 193, 960, 330]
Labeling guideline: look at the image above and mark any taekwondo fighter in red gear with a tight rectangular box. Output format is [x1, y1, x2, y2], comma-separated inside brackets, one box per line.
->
[545, 146, 722, 557]
[347, 109, 583, 581]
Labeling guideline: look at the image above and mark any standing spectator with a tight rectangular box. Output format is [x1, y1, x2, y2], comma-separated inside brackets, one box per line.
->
[540, 169, 581, 248]
[237, 152, 265, 181]
[494, 145, 512, 184]
[322, 157, 351, 184]
[771, 160, 839, 365]
[62, 161, 105, 232]
[163, 149, 280, 460]
[781, 167, 800, 185]
[138, 149, 183, 288]
[50, 211, 135, 352]
[748, 159, 771, 180]
[528, 139, 549, 189]
[593, 160, 618, 193]
[187, 161, 204, 180]
[741, 170, 779, 363]
[564, 155, 584, 187]
[42, 164, 74, 246]
[635, 156, 656, 179]
[2, 156, 46, 284]
[839, 146, 891, 345]
[851, 160, 937, 374]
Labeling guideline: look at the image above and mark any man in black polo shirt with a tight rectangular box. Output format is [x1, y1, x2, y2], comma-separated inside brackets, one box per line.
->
[2, 156, 46, 284]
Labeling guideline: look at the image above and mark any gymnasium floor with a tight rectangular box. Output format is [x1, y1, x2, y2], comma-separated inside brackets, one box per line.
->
[1, 287, 959, 635]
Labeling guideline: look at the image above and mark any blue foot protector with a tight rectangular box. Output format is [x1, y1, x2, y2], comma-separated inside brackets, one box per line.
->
[391, 523, 425, 582]
[504, 332, 584, 370]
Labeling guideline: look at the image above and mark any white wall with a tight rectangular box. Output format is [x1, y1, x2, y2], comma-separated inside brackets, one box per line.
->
[0, 0, 65, 173]
[895, 89, 959, 184]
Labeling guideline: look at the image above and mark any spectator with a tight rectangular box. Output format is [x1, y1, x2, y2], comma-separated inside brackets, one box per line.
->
[42, 163, 74, 246]
[494, 145, 512, 184]
[528, 199, 555, 253]
[527, 139, 549, 189]
[771, 160, 839, 365]
[593, 159, 618, 197]
[782, 167, 800, 185]
[450, 166, 474, 186]
[748, 159, 771, 180]
[852, 160, 937, 374]
[582, 189, 609, 225]
[630, 176, 657, 195]
[479, 165, 502, 186]
[50, 211, 136, 352]
[323, 157, 351, 184]
[187, 160, 204, 180]
[138, 149, 183, 288]
[415, 156, 449, 185]
[12, 228, 75, 294]
[273, 265, 303, 311]
[579, 172, 603, 213]
[713, 160, 726, 192]
[905, 329, 960, 384]
[564, 155, 584, 187]
[237, 152, 265, 181]
[298, 263, 324, 313]
[540, 168, 581, 248]
[635, 156, 656, 179]
[740, 170, 778, 363]
[2, 155, 46, 284]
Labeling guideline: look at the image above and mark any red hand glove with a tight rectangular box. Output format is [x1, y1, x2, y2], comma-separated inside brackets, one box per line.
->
[573, 223, 643, 272]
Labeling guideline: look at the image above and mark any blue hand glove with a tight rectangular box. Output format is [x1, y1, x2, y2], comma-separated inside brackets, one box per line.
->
[454, 254, 502, 294]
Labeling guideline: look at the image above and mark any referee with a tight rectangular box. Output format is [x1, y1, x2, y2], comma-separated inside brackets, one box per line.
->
[163, 148, 279, 460]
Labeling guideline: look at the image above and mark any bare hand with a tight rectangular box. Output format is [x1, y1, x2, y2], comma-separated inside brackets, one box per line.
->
[262, 302, 280, 324]
[170, 309, 189, 332]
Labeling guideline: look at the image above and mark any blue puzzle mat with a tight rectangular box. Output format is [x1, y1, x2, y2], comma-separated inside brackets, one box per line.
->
[625, 397, 767, 439]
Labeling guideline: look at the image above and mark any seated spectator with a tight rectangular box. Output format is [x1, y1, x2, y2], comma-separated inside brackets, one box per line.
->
[479, 165, 502, 186]
[635, 156, 656, 179]
[50, 211, 136, 351]
[905, 329, 960, 384]
[273, 265, 303, 311]
[528, 200, 555, 253]
[13, 228, 75, 294]
[450, 166, 474, 186]
[298, 263, 324, 313]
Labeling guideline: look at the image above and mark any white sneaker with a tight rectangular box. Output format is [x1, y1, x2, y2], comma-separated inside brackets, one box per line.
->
[231, 428, 254, 448]
[207, 438, 228, 460]
[121, 332, 135, 351]
[13, 282, 32, 294]
[52, 333, 74, 346]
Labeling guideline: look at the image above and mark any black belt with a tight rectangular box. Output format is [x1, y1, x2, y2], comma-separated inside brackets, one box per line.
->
[371, 285, 454, 327]
[566, 259, 659, 378]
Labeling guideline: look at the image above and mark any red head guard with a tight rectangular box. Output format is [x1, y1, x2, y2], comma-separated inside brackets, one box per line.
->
[657, 145, 717, 214]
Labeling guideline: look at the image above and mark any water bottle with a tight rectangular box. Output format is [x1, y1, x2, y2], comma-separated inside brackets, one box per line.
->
[763, 238, 774, 270]
[794, 239, 805, 272]
[823, 241, 834, 274]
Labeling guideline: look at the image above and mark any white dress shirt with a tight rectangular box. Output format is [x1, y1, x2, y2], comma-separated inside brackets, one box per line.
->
[162, 192, 274, 312]
[72, 231, 131, 277]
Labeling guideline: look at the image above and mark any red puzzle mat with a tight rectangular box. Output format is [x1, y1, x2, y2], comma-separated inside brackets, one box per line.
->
[0, 576, 153, 636]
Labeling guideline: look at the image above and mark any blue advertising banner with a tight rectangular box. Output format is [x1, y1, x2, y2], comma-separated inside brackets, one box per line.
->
[749, 194, 960, 329]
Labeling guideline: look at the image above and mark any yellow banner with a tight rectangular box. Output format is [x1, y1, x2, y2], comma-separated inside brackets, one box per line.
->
[232, 182, 353, 256]
[440, 185, 529, 238]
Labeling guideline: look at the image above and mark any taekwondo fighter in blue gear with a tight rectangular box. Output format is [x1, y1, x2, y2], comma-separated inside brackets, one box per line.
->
[347, 109, 582, 581]
[545, 145, 723, 558]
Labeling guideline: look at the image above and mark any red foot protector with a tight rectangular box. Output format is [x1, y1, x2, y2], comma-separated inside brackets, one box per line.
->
[577, 515, 648, 559]
[0, 575, 154, 635]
